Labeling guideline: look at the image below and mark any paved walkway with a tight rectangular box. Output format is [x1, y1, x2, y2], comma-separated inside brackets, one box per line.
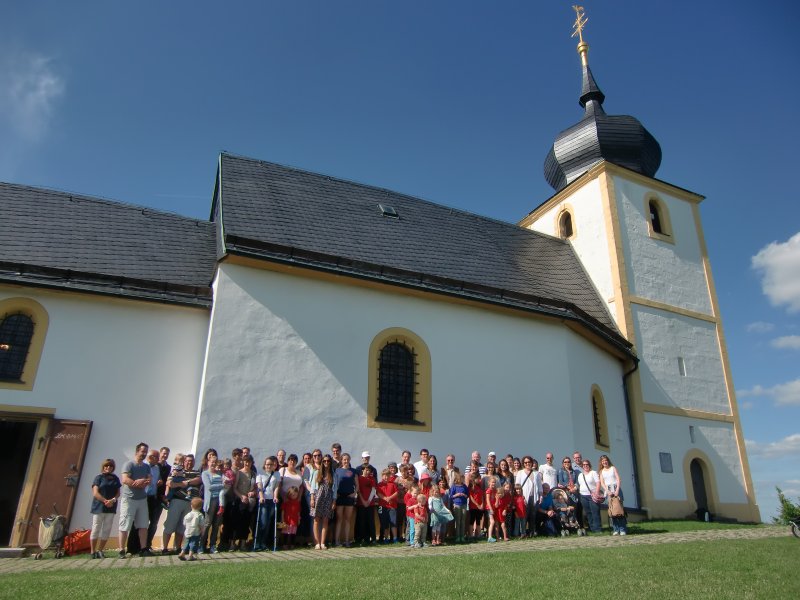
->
[0, 526, 787, 575]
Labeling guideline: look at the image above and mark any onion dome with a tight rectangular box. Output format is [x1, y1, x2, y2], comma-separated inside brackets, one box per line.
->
[544, 40, 662, 191]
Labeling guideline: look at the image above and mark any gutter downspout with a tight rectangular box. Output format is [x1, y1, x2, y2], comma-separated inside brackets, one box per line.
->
[622, 358, 642, 510]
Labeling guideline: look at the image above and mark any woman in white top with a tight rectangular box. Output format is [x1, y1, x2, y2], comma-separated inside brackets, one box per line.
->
[577, 459, 602, 533]
[598, 454, 627, 535]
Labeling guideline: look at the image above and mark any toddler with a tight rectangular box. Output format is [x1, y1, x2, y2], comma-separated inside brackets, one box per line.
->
[413, 493, 428, 548]
[178, 497, 204, 561]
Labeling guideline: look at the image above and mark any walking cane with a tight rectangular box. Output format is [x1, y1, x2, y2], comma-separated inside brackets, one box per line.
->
[273, 501, 278, 552]
[254, 502, 261, 551]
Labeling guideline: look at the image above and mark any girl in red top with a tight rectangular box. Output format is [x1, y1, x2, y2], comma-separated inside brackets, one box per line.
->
[485, 476, 498, 542]
[513, 483, 528, 538]
[412, 493, 428, 548]
[494, 484, 512, 541]
[468, 473, 484, 540]
[404, 485, 419, 547]
[281, 486, 301, 549]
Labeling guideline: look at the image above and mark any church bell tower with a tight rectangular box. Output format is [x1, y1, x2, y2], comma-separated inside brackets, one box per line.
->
[521, 7, 760, 522]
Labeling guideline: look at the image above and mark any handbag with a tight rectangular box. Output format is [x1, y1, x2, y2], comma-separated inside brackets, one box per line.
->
[607, 495, 625, 518]
[581, 473, 604, 504]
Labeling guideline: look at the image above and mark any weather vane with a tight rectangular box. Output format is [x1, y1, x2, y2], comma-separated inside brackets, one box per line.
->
[571, 5, 588, 43]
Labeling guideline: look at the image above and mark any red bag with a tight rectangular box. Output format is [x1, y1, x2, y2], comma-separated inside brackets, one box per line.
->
[63, 529, 91, 556]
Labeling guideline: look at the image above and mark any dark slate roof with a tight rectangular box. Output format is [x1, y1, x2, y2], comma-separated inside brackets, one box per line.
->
[217, 153, 630, 351]
[0, 183, 217, 306]
[544, 56, 661, 191]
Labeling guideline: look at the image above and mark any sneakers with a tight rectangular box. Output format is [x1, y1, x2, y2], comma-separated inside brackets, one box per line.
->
[139, 549, 154, 557]
[209, 546, 218, 554]
[620, 531, 627, 536]
[612, 531, 619, 536]
[118, 550, 127, 559]
[487, 537, 497, 543]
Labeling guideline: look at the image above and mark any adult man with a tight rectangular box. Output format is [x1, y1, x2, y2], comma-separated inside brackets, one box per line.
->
[413, 449, 429, 479]
[441, 454, 460, 487]
[143, 449, 163, 551]
[515, 455, 542, 537]
[354, 451, 378, 544]
[539, 452, 558, 489]
[118, 442, 153, 557]
[537, 484, 560, 536]
[572, 451, 583, 468]
[398, 449, 412, 473]
[464, 451, 486, 477]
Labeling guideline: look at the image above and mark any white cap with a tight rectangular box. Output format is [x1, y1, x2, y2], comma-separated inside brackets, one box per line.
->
[361, 451, 370, 458]
[488, 451, 496, 457]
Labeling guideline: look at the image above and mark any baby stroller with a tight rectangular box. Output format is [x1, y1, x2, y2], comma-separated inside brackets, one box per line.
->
[552, 489, 583, 537]
[33, 504, 67, 559]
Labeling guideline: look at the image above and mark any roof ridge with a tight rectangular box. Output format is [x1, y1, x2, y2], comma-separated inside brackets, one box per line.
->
[0, 181, 212, 226]
[219, 152, 563, 244]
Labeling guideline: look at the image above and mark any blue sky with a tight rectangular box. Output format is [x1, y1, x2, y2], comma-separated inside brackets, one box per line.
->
[2, 1, 797, 521]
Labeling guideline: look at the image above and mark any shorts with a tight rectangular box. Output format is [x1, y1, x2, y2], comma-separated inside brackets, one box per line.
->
[469, 508, 483, 525]
[90, 512, 115, 540]
[378, 507, 397, 529]
[163, 498, 191, 535]
[118, 496, 149, 532]
[336, 494, 356, 507]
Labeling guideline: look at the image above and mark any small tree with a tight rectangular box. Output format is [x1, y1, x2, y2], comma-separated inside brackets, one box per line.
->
[772, 487, 800, 524]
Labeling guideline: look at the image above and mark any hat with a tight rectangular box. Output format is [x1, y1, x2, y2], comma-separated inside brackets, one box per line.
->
[361, 451, 370, 458]
[420, 472, 431, 481]
[488, 451, 497, 457]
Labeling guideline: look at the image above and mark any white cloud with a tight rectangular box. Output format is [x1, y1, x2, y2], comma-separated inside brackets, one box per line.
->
[752, 232, 800, 313]
[737, 378, 800, 406]
[771, 335, 800, 350]
[746, 321, 774, 333]
[746, 434, 800, 459]
[0, 51, 64, 143]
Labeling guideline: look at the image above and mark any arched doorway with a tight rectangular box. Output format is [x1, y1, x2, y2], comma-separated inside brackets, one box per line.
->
[690, 458, 709, 515]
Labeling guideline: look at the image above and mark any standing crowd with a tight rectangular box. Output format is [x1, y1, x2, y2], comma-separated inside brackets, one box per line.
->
[88, 442, 628, 559]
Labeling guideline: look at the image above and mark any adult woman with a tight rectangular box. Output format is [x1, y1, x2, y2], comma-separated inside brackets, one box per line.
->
[310, 454, 335, 549]
[232, 455, 256, 550]
[333, 453, 357, 547]
[598, 454, 627, 535]
[299, 451, 316, 544]
[201, 457, 225, 552]
[424, 455, 441, 485]
[577, 459, 602, 533]
[89, 458, 121, 558]
[512, 457, 522, 475]
[199, 448, 218, 472]
[497, 459, 513, 488]
[557, 456, 584, 534]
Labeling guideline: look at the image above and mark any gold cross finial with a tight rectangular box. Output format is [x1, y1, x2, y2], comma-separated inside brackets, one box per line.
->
[571, 5, 588, 44]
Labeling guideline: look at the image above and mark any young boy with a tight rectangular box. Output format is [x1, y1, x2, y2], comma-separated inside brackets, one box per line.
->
[178, 497, 204, 561]
[413, 493, 428, 548]
[376, 468, 399, 543]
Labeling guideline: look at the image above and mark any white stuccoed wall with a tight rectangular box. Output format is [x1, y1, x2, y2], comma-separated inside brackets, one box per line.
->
[613, 176, 712, 314]
[0, 287, 209, 531]
[194, 263, 634, 492]
[632, 305, 729, 413]
[646, 413, 747, 504]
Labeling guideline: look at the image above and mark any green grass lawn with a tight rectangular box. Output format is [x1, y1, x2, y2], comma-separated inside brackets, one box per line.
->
[1, 536, 796, 600]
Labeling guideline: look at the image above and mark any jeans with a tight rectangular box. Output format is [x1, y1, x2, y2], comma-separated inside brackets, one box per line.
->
[580, 495, 602, 532]
[254, 500, 277, 550]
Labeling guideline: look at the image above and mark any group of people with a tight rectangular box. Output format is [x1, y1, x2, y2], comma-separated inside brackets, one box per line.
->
[88, 442, 628, 559]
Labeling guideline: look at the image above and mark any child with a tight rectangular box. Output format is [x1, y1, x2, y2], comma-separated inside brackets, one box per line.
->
[450, 472, 469, 543]
[376, 468, 399, 543]
[513, 483, 527, 538]
[485, 476, 498, 542]
[553, 489, 579, 535]
[427, 484, 453, 546]
[404, 484, 419, 547]
[165, 459, 185, 503]
[219, 458, 235, 515]
[468, 473, 484, 541]
[413, 493, 428, 548]
[254, 456, 280, 551]
[494, 484, 511, 541]
[178, 497, 204, 561]
[282, 486, 301, 549]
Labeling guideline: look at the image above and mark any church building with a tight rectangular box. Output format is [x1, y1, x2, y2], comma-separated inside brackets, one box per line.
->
[0, 25, 760, 546]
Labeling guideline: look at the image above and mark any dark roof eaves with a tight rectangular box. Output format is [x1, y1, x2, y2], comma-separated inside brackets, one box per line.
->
[224, 237, 633, 355]
[0, 262, 213, 309]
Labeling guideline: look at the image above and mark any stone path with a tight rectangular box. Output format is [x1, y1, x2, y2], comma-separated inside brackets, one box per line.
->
[0, 526, 787, 575]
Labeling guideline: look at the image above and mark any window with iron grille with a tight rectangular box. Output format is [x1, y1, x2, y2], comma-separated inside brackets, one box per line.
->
[0, 313, 35, 382]
[591, 387, 609, 449]
[376, 341, 418, 424]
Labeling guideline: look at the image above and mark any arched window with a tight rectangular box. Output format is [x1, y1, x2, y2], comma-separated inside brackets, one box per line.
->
[591, 385, 610, 450]
[645, 195, 673, 242]
[557, 207, 575, 239]
[0, 314, 34, 381]
[0, 298, 49, 391]
[367, 327, 431, 431]
[378, 341, 416, 423]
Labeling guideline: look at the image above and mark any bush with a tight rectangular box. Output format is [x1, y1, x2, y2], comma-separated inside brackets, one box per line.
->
[772, 487, 800, 525]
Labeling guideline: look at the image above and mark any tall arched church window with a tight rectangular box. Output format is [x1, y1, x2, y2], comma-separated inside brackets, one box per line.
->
[367, 327, 431, 432]
[0, 314, 34, 381]
[591, 385, 610, 450]
[0, 298, 49, 390]
[645, 194, 674, 242]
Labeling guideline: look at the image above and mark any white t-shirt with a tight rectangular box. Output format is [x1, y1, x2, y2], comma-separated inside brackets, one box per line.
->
[539, 463, 558, 489]
[577, 470, 600, 496]
[515, 469, 542, 504]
